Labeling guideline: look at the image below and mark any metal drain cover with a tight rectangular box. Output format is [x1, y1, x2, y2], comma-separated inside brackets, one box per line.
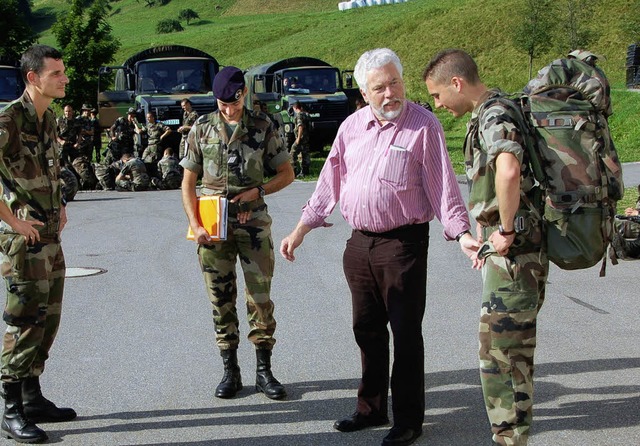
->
[66, 267, 107, 278]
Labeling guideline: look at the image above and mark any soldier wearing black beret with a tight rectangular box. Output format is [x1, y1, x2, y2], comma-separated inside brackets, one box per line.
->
[180, 66, 294, 401]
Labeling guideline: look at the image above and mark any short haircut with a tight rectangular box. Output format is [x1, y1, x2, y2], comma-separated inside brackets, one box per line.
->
[181, 98, 192, 105]
[20, 45, 63, 84]
[422, 49, 481, 86]
[293, 101, 304, 111]
[147, 111, 157, 119]
[354, 48, 403, 92]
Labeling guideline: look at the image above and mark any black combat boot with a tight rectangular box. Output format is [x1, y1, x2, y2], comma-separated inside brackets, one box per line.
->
[1, 381, 48, 443]
[22, 377, 76, 423]
[215, 349, 242, 399]
[255, 349, 286, 400]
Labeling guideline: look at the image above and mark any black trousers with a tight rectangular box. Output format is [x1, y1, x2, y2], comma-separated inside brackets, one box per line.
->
[342, 223, 429, 430]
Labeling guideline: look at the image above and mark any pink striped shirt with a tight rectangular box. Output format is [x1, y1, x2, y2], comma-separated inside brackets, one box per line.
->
[301, 101, 470, 239]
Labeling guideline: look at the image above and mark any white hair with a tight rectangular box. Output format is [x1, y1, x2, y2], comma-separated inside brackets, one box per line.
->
[353, 48, 403, 92]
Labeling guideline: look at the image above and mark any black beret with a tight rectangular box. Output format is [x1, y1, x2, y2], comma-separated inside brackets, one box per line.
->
[213, 66, 245, 103]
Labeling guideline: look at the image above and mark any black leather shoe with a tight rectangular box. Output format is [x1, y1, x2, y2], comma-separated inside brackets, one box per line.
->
[381, 426, 422, 445]
[333, 412, 389, 432]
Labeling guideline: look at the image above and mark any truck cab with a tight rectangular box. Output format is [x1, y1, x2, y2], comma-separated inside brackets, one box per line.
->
[245, 57, 359, 151]
[98, 45, 220, 152]
[0, 61, 24, 109]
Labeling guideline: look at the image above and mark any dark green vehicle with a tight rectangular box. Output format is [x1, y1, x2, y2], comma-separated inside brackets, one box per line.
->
[244, 57, 360, 151]
[0, 58, 24, 109]
[98, 45, 220, 151]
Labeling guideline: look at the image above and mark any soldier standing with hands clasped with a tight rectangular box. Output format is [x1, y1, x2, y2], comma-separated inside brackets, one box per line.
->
[0, 44, 77, 444]
[423, 49, 548, 446]
[181, 67, 294, 401]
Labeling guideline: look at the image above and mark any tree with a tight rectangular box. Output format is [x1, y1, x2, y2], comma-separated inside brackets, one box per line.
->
[178, 8, 199, 25]
[0, 0, 38, 61]
[512, 0, 555, 79]
[51, 0, 121, 109]
[156, 19, 183, 34]
[556, 0, 596, 52]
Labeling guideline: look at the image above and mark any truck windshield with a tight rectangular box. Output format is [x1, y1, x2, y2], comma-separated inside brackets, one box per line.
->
[0, 67, 24, 102]
[283, 68, 339, 94]
[137, 59, 215, 94]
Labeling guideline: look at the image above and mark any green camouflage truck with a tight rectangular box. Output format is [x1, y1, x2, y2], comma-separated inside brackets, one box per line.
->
[0, 58, 24, 109]
[97, 45, 220, 151]
[244, 57, 360, 151]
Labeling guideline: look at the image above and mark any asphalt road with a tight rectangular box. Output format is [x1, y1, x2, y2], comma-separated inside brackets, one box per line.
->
[0, 168, 639, 446]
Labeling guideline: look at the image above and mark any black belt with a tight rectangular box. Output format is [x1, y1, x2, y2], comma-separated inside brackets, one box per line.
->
[356, 222, 429, 241]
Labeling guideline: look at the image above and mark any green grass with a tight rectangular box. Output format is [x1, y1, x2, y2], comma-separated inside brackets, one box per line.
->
[30, 0, 640, 173]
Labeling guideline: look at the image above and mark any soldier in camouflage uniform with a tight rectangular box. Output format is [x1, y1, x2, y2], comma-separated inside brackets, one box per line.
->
[90, 108, 101, 163]
[424, 49, 548, 446]
[178, 98, 198, 159]
[71, 155, 97, 191]
[76, 104, 94, 160]
[0, 45, 77, 444]
[181, 66, 294, 401]
[139, 111, 172, 178]
[156, 148, 182, 190]
[56, 104, 79, 167]
[109, 107, 140, 160]
[115, 152, 150, 191]
[291, 101, 311, 178]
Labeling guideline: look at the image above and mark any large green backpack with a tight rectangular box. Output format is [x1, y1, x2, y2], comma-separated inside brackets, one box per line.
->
[518, 57, 624, 274]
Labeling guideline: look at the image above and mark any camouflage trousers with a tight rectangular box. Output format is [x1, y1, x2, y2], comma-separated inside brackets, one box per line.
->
[291, 143, 311, 175]
[197, 208, 276, 351]
[480, 249, 548, 446]
[115, 175, 150, 191]
[0, 236, 65, 382]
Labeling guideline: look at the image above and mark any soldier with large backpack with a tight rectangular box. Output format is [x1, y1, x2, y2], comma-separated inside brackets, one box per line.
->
[423, 49, 547, 446]
[424, 47, 623, 446]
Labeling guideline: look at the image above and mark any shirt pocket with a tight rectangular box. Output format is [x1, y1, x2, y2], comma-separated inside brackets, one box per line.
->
[201, 140, 224, 177]
[379, 147, 409, 187]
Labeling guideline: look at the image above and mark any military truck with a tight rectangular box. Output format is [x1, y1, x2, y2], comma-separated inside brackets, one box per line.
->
[0, 58, 24, 109]
[97, 45, 220, 151]
[244, 57, 360, 151]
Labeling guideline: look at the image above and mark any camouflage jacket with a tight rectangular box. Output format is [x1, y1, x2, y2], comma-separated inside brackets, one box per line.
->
[181, 108, 289, 197]
[120, 157, 149, 186]
[0, 91, 64, 241]
[157, 155, 181, 179]
[144, 122, 170, 146]
[181, 110, 198, 137]
[57, 115, 79, 148]
[110, 117, 137, 146]
[464, 89, 538, 228]
[294, 111, 310, 146]
[76, 115, 94, 149]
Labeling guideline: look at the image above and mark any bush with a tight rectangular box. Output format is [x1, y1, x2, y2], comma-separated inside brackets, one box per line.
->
[156, 19, 183, 34]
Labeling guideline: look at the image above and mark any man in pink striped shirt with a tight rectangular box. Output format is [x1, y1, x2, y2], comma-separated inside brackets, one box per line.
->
[280, 48, 479, 446]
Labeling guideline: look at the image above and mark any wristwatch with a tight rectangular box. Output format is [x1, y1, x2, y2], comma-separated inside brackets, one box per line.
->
[257, 185, 266, 198]
[498, 224, 515, 236]
[455, 230, 470, 242]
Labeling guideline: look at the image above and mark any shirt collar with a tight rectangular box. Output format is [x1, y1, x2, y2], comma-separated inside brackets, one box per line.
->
[364, 99, 408, 130]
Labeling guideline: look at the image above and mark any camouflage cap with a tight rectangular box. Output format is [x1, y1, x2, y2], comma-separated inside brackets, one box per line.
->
[567, 49, 605, 62]
[213, 66, 245, 103]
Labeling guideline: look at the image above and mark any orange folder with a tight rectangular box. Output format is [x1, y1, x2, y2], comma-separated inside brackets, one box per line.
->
[186, 195, 228, 241]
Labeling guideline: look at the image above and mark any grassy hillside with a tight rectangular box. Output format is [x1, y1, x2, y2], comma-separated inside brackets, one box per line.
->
[31, 0, 640, 171]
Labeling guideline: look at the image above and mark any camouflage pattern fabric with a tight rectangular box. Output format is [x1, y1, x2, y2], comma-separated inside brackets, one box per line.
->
[479, 247, 548, 446]
[523, 57, 623, 271]
[180, 109, 289, 197]
[179, 110, 198, 159]
[141, 121, 170, 164]
[94, 163, 115, 191]
[57, 115, 80, 166]
[59, 166, 78, 201]
[197, 207, 276, 350]
[465, 90, 548, 446]
[76, 115, 94, 160]
[110, 116, 137, 154]
[291, 110, 311, 174]
[157, 155, 182, 190]
[181, 107, 289, 350]
[0, 91, 66, 381]
[116, 157, 150, 191]
[91, 116, 102, 163]
[71, 156, 97, 190]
